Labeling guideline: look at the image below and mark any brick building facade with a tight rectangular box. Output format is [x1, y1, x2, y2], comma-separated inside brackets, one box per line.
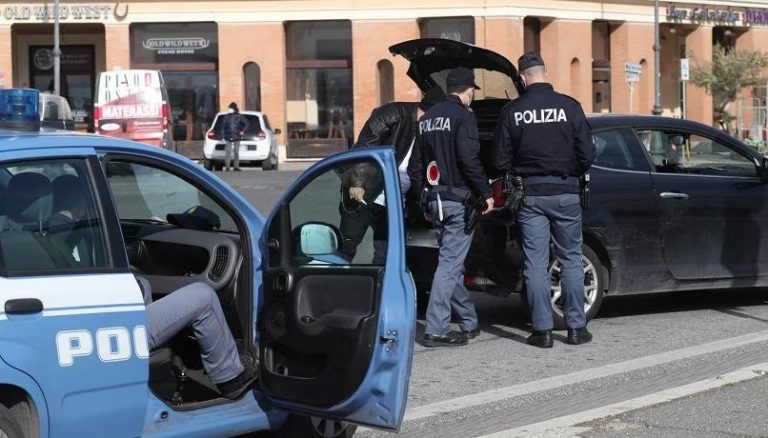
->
[2, 0, 768, 158]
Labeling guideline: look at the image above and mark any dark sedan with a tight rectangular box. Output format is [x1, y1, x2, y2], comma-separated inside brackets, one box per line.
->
[394, 39, 768, 328]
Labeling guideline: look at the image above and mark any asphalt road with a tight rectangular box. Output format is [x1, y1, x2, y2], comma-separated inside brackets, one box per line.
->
[217, 166, 768, 438]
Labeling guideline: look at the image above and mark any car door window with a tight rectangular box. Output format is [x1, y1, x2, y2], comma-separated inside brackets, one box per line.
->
[0, 159, 110, 274]
[286, 159, 387, 266]
[638, 129, 757, 177]
[105, 161, 238, 232]
[593, 129, 644, 170]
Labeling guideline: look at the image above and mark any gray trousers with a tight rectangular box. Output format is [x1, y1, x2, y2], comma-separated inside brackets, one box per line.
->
[424, 200, 478, 336]
[517, 193, 586, 331]
[224, 140, 241, 170]
[139, 279, 243, 384]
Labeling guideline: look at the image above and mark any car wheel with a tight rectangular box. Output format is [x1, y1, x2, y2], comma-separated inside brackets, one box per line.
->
[0, 405, 24, 438]
[548, 245, 606, 330]
[263, 149, 278, 171]
[276, 414, 356, 438]
[203, 159, 214, 171]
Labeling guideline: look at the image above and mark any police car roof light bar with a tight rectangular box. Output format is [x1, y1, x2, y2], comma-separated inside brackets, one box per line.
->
[0, 88, 41, 132]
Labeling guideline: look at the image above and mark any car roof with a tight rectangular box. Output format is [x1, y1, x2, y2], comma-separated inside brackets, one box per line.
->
[214, 111, 264, 117]
[0, 128, 169, 154]
[586, 114, 720, 132]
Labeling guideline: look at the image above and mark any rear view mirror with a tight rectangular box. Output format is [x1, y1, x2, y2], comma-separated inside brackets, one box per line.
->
[299, 223, 340, 256]
[668, 134, 685, 147]
[757, 157, 768, 181]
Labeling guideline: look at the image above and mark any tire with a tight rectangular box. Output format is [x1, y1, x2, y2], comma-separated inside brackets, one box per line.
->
[263, 149, 278, 171]
[549, 245, 606, 330]
[203, 159, 214, 171]
[0, 404, 24, 438]
[276, 414, 357, 438]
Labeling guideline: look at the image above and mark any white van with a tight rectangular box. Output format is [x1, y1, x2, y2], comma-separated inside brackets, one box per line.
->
[93, 69, 173, 148]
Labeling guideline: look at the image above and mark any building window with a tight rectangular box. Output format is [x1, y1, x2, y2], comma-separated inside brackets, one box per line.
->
[570, 58, 581, 100]
[592, 21, 611, 113]
[420, 17, 475, 43]
[130, 22, 219, 142]
[244, 63, 261, 111]
[524, 17, 541, 53]
[377, 60, 394, 105]
[285, 20, 353, 157]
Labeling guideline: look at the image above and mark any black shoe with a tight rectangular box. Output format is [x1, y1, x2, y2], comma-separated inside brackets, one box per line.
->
[527, 330, 553, 348]
[567, 327, 593, 345]
[216, 365, 258, 400]
[423, 331, 468, 347]
[462, 327, 481, 340]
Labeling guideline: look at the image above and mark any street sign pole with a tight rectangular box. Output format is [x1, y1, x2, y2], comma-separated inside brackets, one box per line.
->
[680, 58, 690, 119]
[624, 62, 642, 114]
[53, 0, 61, 95]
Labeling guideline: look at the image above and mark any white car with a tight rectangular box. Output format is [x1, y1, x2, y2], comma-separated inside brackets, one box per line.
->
[203, 110, 281, 170]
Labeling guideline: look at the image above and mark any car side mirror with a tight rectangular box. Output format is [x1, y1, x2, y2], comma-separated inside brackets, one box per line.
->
[298, 223, 340, 256]
[274, 128, 282, 135]
[757, 157, 768, 181]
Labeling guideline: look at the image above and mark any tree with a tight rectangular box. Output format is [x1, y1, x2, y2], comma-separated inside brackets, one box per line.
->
[690, 44, 768, 131]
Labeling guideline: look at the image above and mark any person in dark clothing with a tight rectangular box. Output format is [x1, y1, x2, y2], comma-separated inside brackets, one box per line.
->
[339, 86, 445, 263]
[219, 102, 250, 172]
[492, 52, 595, 348]
[408, 67, 494, 348]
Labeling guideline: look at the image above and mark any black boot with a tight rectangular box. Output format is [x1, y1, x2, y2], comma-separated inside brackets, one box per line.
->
[526, 330, 553, 348]
[567, 327, 593, 345]
[216, 365, 258, 400]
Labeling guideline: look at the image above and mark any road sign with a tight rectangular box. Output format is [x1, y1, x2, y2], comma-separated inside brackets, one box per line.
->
[680, 58, 690, 81]
[625, 72, 640, 83]
[624, 62, 642, 75]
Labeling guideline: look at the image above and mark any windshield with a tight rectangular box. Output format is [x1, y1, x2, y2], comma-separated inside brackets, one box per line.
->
[430, 68, 519, 100]
[212, 114, 263, 136]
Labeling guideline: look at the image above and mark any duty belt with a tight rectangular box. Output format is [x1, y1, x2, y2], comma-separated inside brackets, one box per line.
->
[523, 175, 579, 186]
[427, 185, 471, 203]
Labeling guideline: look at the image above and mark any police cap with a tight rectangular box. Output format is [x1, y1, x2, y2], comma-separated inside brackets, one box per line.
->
[518, 51, 546, 72]
[446, 67, 481, 90]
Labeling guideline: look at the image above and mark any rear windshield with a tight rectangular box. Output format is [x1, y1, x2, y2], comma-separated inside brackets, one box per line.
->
[212, 114, 263, 136]
[431, 69, 519, 100]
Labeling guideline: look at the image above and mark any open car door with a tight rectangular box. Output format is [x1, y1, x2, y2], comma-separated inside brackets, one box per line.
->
[258, 147, 416, 430]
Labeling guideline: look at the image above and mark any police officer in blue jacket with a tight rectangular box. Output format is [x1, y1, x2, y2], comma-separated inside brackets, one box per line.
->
[408, 67, 494, 347]
[493, 52, 595, 348]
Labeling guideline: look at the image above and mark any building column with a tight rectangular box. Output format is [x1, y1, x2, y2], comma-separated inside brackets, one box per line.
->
[0, 26, 12, 87]
[609, 23, 655, 114]
[478, 16, 524, 72]
[104, 25, 130, 71]
[539, 20, 592, 107]
[219, 23, 286, 145]
[352, 20, 419, 140]
[684, 26, 713, 125]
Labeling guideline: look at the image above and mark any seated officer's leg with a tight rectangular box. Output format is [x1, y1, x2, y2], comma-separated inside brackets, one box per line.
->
[371, 204, 388, 264]
[517, 197, 553, 331]
[146, 282, 242, 384]
[549, 193, 587, 329]
[339, 206, 373, 262]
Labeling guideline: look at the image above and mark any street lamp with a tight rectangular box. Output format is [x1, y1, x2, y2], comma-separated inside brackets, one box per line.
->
[652, 0, 662, 115]
[53, 0, 61, 95]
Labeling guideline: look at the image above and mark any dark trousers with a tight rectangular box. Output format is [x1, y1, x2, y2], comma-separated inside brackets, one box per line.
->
[339, 202, 387, 264]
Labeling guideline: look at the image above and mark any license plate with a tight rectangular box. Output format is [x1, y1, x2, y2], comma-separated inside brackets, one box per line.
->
[215, 144, 225, 151]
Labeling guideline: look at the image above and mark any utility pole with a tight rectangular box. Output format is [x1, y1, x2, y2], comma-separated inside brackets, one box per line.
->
[53, 0, 61, 95]
[652, 0, 662, 115]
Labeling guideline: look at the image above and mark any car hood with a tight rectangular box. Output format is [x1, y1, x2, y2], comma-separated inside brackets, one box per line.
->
[388, 38, 525, 96]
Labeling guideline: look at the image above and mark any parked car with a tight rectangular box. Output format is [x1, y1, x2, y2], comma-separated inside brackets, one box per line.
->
[392, 38, 768, 328]
[0, 88, 415, 438]
[203, 111, 281, 171]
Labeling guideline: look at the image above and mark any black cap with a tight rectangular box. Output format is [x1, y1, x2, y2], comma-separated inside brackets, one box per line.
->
[228, 101, 239, 111]
[518, 51, 545, 73]
[419, 85, 446, 111]
[446, 67, 481, 90]
[167, 206, 221, 231]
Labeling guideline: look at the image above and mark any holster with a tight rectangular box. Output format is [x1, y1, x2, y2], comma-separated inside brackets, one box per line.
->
[505, 173, 525, 214]
[579, 172, 591, 210]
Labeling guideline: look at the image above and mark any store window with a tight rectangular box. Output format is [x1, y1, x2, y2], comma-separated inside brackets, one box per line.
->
[29, 45, 95, 130]
[244, 63, 261, 111]
[377, 60, 394, 106]
[130, 22, 219, 142]
[285, 20, 353, 158]
[419, 17, 475, 43]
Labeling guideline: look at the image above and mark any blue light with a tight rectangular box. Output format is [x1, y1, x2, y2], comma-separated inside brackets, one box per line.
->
[0, 88, 41, 131]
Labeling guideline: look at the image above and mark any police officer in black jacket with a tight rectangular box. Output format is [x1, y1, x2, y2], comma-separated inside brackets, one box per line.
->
[493, 52, 595, 348]
[409, 67, 494, 347]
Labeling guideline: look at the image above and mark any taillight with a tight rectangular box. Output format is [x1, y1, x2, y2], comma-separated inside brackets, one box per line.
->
[257, 130, 267, 140]
[161, 102, 169, 130]
[93, 106, 101, 129]
[207, 131, 217, 140]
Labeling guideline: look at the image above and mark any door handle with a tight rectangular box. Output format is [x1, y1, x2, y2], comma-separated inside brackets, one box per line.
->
[5, 298, 43, 315]
[659, 192, 689, 200]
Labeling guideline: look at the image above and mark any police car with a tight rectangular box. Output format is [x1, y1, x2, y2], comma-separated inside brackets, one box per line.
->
[0, 88, 416, 438]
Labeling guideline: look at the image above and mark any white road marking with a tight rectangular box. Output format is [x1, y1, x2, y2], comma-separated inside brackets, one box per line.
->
[477, 361, 768, 437]
[403, 329, 768, 422]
